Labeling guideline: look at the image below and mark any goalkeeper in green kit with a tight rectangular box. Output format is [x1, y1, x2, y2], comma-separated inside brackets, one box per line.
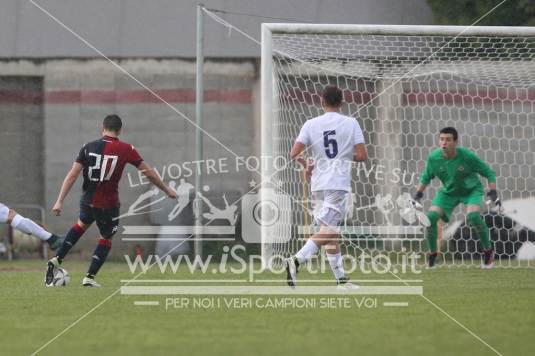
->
[413, 127, 498, 268]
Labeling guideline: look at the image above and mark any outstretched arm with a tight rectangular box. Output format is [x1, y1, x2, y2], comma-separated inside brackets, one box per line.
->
[468, 151, 498, 201]
[138, 162, 177, 199]
[414, 156, 434, 203]
[53, 162, 83, 216]
[470, 152, 497, 189]
[413, 183, 428, 203]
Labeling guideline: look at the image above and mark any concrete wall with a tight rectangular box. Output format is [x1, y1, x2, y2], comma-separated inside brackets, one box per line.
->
[0, 76, 44, 206]
[0, 58, 258, 258]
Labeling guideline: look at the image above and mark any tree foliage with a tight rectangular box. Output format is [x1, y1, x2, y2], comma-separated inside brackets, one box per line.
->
[427, 0, 535, 26]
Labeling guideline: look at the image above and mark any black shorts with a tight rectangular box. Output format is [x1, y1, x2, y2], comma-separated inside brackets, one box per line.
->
[79, 201, 120, 239]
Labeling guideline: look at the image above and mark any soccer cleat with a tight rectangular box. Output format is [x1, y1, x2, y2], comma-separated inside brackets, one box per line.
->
[45, 257, 60, 287]
[482, 248, 494, 269]
[46, 234, 63, 250]
[285, 257, 299, 288]
[337, 276, 359, 290]
[82, 277, 102, 287]
[427, 252, 438, 269]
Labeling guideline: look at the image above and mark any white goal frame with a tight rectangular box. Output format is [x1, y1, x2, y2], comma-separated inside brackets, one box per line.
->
[261, 23, 535, 268]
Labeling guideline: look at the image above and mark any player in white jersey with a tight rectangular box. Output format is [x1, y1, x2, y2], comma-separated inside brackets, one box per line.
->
[0, 202, 62, 249]
[286, 85, 368, 288]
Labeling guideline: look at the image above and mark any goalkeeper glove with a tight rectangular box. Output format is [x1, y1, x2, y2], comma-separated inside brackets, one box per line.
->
[413, 191, 424, 203]
[486, 189, 499, 204]
[410, 191, 424, 209]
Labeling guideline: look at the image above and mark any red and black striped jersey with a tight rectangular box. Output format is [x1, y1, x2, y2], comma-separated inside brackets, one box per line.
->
[76, 135, 143, 209]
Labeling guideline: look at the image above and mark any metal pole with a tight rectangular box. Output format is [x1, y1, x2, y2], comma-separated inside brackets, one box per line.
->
[194, 4, 204, 260]
[260, 24, 274, 269]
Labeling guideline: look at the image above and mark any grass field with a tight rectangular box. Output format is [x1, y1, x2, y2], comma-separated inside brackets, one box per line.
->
[1, 259, 534, 356]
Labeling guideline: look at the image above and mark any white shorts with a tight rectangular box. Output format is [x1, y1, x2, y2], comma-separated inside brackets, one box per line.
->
[0, 202, 9, 224]
[311, 190, 349, 230]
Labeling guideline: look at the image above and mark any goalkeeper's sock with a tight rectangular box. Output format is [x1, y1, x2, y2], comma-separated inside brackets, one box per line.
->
[10, 214, 52, 241]
[467, 211, 491, 250]
[56, 223, 86, 262]
[427, 252, 438, 268]
[425, 211, 441, 253]
[295, 239, 319, 264]
[326, 252, 345, 280]
[87, 239, 112, 277]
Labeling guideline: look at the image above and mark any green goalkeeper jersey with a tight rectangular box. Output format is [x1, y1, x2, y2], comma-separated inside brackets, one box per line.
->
[420, 146, 496, 196]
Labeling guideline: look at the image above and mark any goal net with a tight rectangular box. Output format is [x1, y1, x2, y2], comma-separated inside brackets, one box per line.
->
[261, 24, 535, 268]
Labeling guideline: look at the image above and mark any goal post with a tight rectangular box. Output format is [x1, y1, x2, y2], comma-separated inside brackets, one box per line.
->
[261, 23, 535, 268]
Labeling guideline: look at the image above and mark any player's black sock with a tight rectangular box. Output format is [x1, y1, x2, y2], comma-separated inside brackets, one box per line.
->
[428, 252, 438, 268]
[56, 223, 86, 261]
[46, 234, 59, 248]
[87, 238, 112, 277]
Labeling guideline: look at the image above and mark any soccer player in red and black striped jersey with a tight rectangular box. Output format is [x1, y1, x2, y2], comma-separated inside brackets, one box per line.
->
[46, 114, 176, 287]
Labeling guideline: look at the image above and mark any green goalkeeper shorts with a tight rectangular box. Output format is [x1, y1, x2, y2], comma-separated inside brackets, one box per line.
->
[430, 188, 484, 222]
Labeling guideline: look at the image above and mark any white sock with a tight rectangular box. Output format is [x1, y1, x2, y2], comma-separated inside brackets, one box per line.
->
[11, 214, 52, 241]
[295, 239, 319, 264]
[326, 252, 345, 280]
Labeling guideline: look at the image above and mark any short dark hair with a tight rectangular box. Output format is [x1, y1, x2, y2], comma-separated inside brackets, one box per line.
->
[440, 127, 458, 141]
[322, 85, 343, 107]
[103, 114, 122, 132]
